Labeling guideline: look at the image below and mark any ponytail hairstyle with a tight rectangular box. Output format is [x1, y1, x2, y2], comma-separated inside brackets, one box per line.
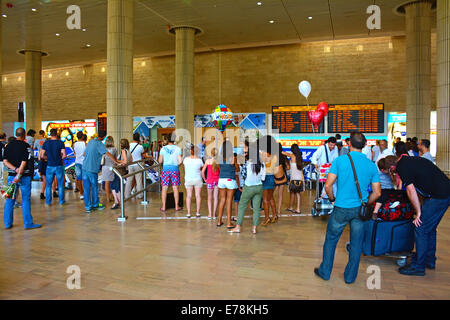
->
[248, 142, 263, 175]
[211, 147, 219, 173]
[291, 143, 303, 170]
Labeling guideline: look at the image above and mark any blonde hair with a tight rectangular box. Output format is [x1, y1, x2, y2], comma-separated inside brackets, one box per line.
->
[211, 148, 219, 173]
[105, 136, 115, 148]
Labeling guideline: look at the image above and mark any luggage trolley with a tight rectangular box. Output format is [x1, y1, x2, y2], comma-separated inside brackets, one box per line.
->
[311, 163, 334, 217]
[346, 190, 415, 266]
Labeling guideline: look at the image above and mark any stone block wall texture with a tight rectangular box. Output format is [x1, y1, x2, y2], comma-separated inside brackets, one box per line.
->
[1, 35, 437, 123]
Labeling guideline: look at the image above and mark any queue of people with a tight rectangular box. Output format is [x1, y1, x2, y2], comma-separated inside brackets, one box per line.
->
[2, 128, 449, 284]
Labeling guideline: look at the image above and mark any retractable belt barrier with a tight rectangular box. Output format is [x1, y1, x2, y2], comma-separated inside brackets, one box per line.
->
[112, 158, 161, 222]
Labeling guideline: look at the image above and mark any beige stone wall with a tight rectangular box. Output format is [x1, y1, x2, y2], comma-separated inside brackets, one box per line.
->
[1, 35, 437, 124]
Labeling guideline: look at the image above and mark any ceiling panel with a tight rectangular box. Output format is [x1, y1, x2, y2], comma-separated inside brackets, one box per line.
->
[0, 0, 433, 73]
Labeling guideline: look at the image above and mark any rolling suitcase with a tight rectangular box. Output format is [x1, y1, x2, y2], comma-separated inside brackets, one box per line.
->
[362, 219, 415, 256]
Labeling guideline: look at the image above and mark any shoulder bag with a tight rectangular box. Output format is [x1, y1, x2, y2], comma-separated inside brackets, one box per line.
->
[347, 153, 372, 221]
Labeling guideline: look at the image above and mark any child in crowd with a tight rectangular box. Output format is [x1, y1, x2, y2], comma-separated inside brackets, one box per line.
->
[183, 145, 204, 218]
[202, 148, 220, 220]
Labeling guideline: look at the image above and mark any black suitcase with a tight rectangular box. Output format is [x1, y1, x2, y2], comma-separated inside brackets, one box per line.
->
[166, 192, 183, 209]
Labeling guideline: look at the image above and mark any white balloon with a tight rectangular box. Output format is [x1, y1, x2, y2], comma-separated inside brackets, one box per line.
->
[298, 81, 311, 99]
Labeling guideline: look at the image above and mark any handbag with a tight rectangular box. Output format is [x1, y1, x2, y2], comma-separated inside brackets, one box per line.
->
[289, 180, 304, 193]
[274, 165, 287, 185]
[347, 154, 372, 221]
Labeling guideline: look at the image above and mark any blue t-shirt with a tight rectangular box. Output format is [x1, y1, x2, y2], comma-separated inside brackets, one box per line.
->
[42, 139, 66, 167]
[330, 151, 380, 208]
[82, 139, 107, 173]
[160, 144, 181, 171]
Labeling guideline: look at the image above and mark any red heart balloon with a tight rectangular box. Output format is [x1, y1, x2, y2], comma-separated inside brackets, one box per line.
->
[317, 102, 329, 116]
[307, 110, 325, 129]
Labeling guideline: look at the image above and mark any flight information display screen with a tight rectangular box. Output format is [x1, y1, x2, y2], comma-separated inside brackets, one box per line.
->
[272, 106, 325, 133]
[327, 104, 384, 133]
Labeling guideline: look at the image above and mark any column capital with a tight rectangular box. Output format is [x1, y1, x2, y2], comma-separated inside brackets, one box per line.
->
[17, 49, 49, 57]
[168, 25, 203, 36]
[395, 0, 436, 15]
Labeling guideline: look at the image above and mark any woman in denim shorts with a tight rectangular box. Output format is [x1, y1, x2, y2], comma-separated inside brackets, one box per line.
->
[202, 148, 220, 220]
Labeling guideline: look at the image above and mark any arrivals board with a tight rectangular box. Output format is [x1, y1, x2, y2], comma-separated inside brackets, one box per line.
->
[327, 104, 384, 133]
[272, 106, 325, 134]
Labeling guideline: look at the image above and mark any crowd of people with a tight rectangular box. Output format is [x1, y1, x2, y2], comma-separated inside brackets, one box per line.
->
[1, 126, 449, 282]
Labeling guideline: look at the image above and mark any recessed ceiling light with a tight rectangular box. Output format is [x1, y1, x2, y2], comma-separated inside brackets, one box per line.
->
[257, 1, 262, 5]
[1, 14, 7, 18]
[308, 16, 313, 20]
[56, 33, 60, 36]
[31, 8, 37, 12]
[82, 28, 86, 32]
[86, 44, 91, 47]
[269, 20, 274, 24]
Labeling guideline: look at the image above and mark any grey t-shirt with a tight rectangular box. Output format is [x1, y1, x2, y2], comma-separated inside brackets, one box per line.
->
[105, 147, 117, 167]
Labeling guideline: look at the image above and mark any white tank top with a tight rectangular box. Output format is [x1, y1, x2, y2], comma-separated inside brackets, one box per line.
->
[290, 161, 304, 181]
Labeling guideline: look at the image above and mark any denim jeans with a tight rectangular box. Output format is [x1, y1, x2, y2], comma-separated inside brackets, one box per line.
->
[83, 171, 99, 210]
[318, 206, 365, 283]
[46, 165, 65, 205]
[412, 196, 450, 271]
[3, 175, 34, 228]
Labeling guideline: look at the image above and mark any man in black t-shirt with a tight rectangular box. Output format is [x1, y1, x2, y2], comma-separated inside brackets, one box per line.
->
[393, 155, 450, 276]
[2, 128, 41, 230]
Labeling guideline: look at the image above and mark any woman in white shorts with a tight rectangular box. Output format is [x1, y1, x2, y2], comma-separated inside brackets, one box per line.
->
[217, 141, 240, 229]
[183, 145, 204, 218]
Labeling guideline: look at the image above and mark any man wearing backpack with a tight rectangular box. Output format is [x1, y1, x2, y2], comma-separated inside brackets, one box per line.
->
[314, 132, 381, 284]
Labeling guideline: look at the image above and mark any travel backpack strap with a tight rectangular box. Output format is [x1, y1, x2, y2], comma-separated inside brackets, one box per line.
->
[347, 153, 363, 205]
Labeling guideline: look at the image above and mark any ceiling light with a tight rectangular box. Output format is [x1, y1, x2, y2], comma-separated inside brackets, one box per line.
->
[141, 61, 146, 67]
[308, 16, 313, 20]
[1, 14, 7, 18]
[3, 77, 7, 82]
[31, 8, 37, 12]
[56, 33, 60, 36]
[86, 44, 91, 48]
[82, 29, 86, 32]
[101, 67, 106, 72]
[65, 72, 69, 76]
[257, 2, 262, 5]
[269, 20, 274, 24]
[49, 74, 53, 78]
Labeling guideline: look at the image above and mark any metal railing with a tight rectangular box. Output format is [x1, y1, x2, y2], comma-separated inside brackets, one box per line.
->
[112, 158, 161, 222]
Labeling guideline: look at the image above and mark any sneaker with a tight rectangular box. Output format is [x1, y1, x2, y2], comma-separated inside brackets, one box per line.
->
[196, 213, 201, 218]
[186, 214, 191, 218]
[85, 208, 92, 214]
[40, 193, 45, 200]
[80, 195, 84, 200]
[24, 224, 42, 230]
[93, 204, 105, 211]
[14, 203, 22, 209]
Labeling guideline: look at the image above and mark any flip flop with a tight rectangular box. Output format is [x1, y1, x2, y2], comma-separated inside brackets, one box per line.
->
[286, 208, 294, 213]
[175, 207, 183, 211]
[216, 222, 224, 227]
[227, 225, 235, 229]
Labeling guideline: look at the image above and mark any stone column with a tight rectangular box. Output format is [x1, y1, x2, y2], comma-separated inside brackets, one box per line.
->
[19, 50, 47, 132]
[405, 1, 432, 139]
[106, 0, 134, 147]
[437, 0, 450, 175]
[169, 26, 202, 144]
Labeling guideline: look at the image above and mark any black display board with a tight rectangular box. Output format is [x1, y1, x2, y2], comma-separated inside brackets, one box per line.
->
[327, 104, 384, 133]
[272, 106, 325, 134]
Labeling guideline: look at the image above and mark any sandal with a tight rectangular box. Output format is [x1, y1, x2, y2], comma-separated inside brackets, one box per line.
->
[286, 208, 294, 213]
[270, 215, 279, 223]
[261, 219, 271, 227]
[111, 203, 120, 210]
[175, 207, 183, 211]
[216, 222, 224, 227]
[227, 225, 235, 229]
[160, 208, 166, 212]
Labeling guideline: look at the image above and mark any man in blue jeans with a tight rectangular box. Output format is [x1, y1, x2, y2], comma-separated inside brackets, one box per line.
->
[392, 155, 450, 276]
[2, 128, 41, 229]
[40, 128, 67, 206]
[82, 130, 118, 213]
[314, 132, 381, 284]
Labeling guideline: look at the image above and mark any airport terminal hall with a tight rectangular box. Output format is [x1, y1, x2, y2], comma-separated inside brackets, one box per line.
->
[1, 0, 450, 303]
